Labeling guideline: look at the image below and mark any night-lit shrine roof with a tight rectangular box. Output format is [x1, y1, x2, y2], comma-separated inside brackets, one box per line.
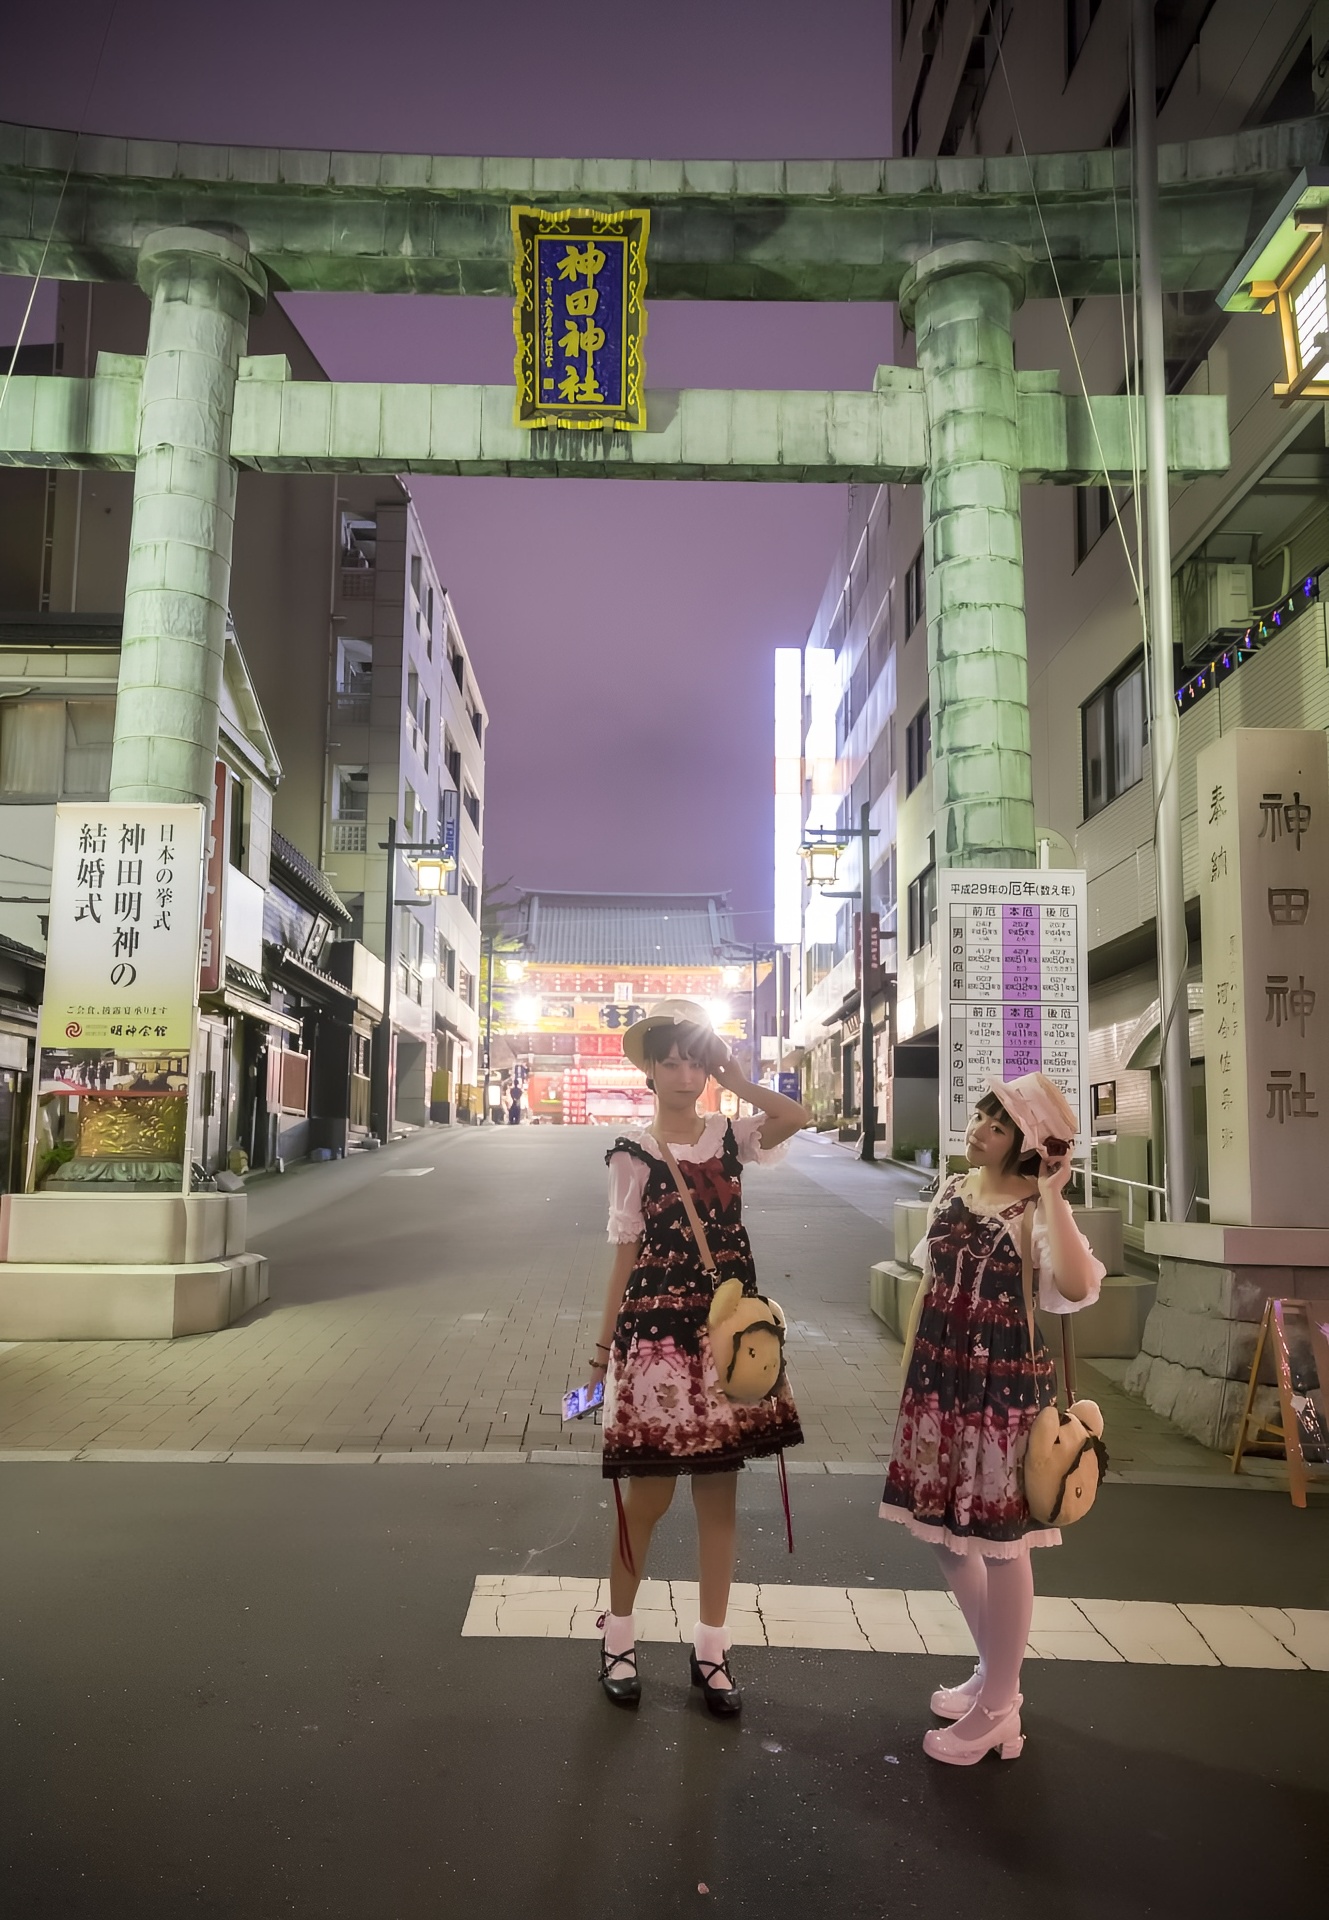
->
[515, 891, 735, 968]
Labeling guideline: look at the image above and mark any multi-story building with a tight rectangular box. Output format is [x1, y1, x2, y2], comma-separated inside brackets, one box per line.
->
[322, 486, 487, 1128]
[787, 0, 1328, 1207]
[504, 890, 746, 1125]
[0, 287, 485, 1155]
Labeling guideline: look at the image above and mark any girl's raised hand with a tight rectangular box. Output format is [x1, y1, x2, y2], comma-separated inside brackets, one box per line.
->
[1036, 1139, 1073, 1203]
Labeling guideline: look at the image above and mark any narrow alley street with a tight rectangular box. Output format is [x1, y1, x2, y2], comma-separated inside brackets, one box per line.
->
[1, 1130, 1324, 1917]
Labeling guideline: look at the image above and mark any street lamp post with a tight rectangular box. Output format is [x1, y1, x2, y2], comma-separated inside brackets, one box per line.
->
[481, 930, 495, 1123]
[800, 802, 880, 1162]
[370, 815, 455, 1144]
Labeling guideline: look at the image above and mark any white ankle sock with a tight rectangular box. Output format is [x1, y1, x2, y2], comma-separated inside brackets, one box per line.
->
[603, 1611, 635, 1657]
[693, 1621, 731, 1686]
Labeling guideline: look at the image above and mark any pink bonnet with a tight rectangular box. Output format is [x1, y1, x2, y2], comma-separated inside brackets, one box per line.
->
[986, 1071, 1078, 1156]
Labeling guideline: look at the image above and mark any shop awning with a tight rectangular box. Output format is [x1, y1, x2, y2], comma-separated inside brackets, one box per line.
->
[206, 988, 302, 1036]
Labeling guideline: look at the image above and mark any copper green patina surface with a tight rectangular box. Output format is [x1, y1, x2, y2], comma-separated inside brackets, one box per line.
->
[0, 115, 1316, 840]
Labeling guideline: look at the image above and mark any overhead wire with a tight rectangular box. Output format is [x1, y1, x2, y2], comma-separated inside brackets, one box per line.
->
[994, 35, 1144, 605]
[0, 1, 118, 417]
[998, 23, 1196, 1212]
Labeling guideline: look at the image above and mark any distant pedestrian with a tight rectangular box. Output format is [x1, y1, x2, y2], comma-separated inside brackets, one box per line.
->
[881, 1072, 1104, 1765]
[508, 1087, 522, 1125]
[583, 1000, 808, 1717]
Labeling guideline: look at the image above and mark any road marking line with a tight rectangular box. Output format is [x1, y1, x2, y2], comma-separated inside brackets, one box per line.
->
[460, 1575, 1328, 1670]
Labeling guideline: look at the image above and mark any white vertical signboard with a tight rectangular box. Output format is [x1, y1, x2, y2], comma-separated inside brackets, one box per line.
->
[32, 804, 207, 1192]
[40, 804, 207, 1058]
[939, 870, 1090, 1158]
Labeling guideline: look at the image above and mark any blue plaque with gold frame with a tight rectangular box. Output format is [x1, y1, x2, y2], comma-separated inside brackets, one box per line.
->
[511, 206, 649, 431]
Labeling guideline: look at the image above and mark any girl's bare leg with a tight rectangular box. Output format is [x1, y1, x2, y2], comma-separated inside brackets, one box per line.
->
[608, 1475, 677, 1615]
[691, 1470, 739, 1627]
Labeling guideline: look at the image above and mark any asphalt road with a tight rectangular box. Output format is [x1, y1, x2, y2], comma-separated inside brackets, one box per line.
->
[2, 1461, 1324, 1919]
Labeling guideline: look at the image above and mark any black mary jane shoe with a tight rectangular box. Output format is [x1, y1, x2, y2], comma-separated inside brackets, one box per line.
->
[598, 1642, 642, 1707]
[689, 1649, 742, 1718]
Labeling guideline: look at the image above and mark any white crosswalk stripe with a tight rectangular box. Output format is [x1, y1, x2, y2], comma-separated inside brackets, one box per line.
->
[461, 1575, 1329, 1670]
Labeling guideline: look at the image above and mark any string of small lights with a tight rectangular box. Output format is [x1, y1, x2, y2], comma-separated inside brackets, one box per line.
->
[1174, 569, 1323, 709]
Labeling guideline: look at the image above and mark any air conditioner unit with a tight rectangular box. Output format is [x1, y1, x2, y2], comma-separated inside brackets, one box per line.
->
[1175, 561, 1253, 663]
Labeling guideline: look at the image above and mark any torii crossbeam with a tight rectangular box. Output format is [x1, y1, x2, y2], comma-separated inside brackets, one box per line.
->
[1, 117, 1314, 861]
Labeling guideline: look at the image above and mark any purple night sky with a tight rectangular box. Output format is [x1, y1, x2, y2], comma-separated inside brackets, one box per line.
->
[0, 1, 893, 932]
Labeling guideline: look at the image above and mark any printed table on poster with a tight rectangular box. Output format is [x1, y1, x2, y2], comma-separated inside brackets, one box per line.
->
[939, 870, 1090, 1157]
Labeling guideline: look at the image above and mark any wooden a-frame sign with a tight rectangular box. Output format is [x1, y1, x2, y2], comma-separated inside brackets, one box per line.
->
[1231, 1296, 1329, 1508]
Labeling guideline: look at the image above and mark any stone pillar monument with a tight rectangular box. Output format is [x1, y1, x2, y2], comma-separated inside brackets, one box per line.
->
[1127, 729, 1329, 1446]
[901, 243, 1035, 871]
[111, 227, 266, 806]
[0, 227, 271, 1342]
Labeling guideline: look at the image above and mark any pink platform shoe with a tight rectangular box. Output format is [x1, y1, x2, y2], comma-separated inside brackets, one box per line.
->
[922, 1696, 1024, 1766]
[930, 1668, 983, 1721]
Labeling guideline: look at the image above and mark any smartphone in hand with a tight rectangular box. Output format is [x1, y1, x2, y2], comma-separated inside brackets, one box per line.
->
[562, 1378, 605, 1423]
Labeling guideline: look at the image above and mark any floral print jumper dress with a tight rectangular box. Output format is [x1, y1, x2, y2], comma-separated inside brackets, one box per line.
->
[601, 1114, 804, 1478]
[880, 1172, 1103, 1557]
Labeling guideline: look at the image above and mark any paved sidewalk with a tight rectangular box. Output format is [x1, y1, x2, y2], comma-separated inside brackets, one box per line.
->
[0, 1129, 903, 1460]
[0, 1127, 1288, 1486]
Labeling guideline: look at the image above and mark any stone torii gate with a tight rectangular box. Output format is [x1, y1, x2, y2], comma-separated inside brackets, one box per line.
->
[0, 116, 1320, 869]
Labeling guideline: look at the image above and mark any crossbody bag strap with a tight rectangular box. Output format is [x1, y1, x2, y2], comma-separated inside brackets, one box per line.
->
[654, 1135, 716, 1273]
[1021, 1199, 1077, 1409]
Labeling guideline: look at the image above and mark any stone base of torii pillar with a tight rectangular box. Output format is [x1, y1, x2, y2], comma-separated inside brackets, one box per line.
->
[0, 1193, 268, 1338]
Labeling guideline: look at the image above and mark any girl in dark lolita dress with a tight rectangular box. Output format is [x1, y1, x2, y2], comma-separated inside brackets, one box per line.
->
[881, 1072, 1105, 1766]
[583, 1000, 807, 1716]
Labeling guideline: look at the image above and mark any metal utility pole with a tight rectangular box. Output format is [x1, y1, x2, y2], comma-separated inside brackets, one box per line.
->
[371, 815, 399, 1143]
[1134, 0, 1195, 1222]
[859, 799, 876, 1163]
[750, 942, 761, 1082]
[482, 930, 495, 1122]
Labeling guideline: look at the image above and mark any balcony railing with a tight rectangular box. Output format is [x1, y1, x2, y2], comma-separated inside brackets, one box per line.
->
[330, 820, 367, 853]
[334, 690, 371, 723]
[340, 566, 375, 601]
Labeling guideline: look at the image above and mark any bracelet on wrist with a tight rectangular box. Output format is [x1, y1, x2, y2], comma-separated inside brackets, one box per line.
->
[588, 1358, 608, 1372]
[595, 1341, 610, 1351]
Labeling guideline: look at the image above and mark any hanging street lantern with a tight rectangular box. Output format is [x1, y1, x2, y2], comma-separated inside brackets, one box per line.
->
[409, 852, 451, 896]
[799, 833, 847, 887]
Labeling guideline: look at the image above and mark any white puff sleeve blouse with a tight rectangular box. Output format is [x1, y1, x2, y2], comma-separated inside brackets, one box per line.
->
[606, 1111, 788, 1242]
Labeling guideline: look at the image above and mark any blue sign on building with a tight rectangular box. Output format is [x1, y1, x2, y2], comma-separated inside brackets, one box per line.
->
[511, 206, 649, 431]
[778, 1071, 801, 1101]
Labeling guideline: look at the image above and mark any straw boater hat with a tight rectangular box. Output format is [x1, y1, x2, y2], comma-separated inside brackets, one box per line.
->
[986, 1071, 1078, 1157]
[622, 998, 715, 1074]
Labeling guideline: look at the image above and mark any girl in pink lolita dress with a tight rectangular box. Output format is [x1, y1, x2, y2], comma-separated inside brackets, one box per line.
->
[881, 1075, 1104, 1767]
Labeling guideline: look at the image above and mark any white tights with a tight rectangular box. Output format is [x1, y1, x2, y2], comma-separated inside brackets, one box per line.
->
[932, 1543, 1034, 1715]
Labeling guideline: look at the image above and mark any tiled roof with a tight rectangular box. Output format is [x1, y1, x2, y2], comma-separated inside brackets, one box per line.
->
[516, 891, 733, 967]
[0, 930, 46, 967]
[270, 831, 351, 921]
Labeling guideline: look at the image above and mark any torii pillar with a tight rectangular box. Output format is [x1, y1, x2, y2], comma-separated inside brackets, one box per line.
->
[901, 242, 1035, 870]
[111, 226, 265, 805]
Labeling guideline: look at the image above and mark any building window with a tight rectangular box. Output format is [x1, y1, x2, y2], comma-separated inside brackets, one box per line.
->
[457, 962, 475, 1008]
[228, 773, 246, 869]
[448, 641, 465, 692]
[410, 554, 423, 603]
[463, 784, 481, 830]
[467, 702, 483, 746]
[334, 766, 368, 820]
[1075, 484, 1116, 564]
[1065, 0, 1101, 73]
[439, 937, 457, 990]
[461, 870, 478, 918]
[907, 840, 937, 956]
[443, 731, 461, 790]
[340, 514, 376, 568]
[904, 545, 925, 637]
[1081, 652, 1147, 819]
[336, 636, 373, 696]
[905, 703, 931, 794]
[869, 717, 896, 799]
[61, 699, 115, 797]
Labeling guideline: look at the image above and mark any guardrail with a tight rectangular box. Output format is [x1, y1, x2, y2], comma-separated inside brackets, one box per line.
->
[1082, 1163, 1210, 1225]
